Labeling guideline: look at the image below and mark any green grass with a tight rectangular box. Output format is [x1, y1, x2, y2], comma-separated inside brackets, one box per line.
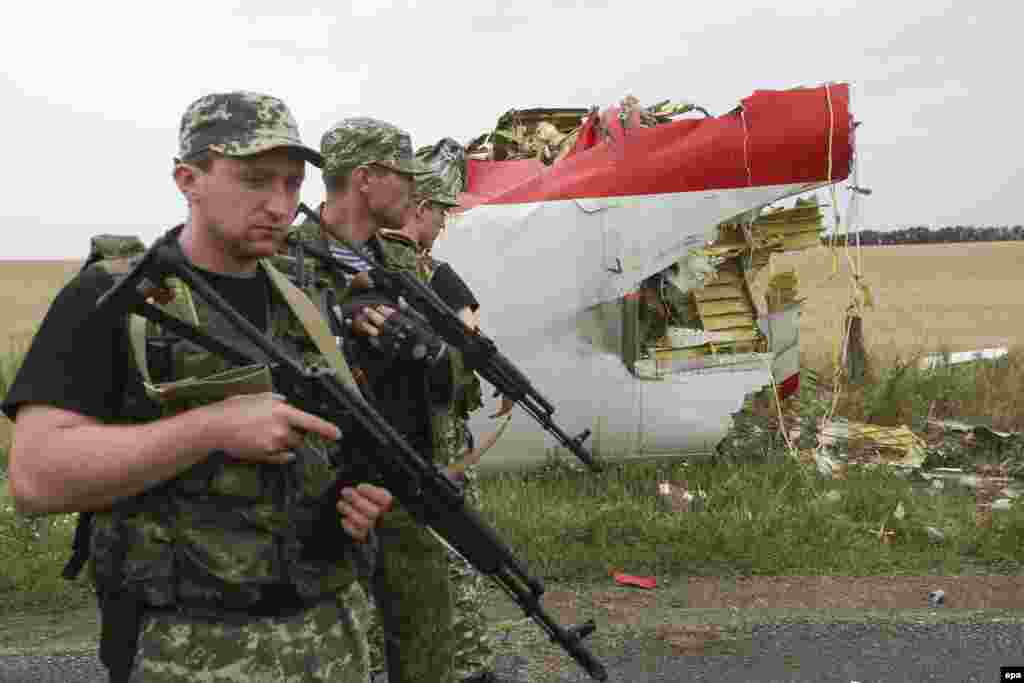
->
[804, 343, 1024, 434]
[476, 456, 1024, 582]
[0, 482, 93, 611]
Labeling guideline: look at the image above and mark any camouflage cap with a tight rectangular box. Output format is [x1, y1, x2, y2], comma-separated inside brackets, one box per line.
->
[414, 171, 461, 207]
[320, 117, 431, 177]
[177, 91, 323, 167]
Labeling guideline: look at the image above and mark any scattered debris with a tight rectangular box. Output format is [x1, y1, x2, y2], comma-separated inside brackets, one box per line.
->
[918, 346, 1008, 370]
[815, 451, 841, 479]
[870, 521, 895, 544]
[925, 526, 946, 544]
[991, 498, 1014, 512]
[817, 418, 928, 470]
[656, 481, 705, 513]
[613, 573, 657, 590]
[927, 417, 1018, 443]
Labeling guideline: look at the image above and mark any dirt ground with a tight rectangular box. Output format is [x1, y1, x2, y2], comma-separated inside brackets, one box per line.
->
[5, 574, 1023, 658]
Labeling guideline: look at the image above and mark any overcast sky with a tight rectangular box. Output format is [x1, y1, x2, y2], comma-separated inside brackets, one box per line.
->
[2, 0, 1018, 258]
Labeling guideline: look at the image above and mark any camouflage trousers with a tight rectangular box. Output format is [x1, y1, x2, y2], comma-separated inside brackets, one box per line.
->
[446, 464, 496, 679]
[362, 503, 456, 683]
[127, 582, 370, 683]
[363, 466, 495, 682]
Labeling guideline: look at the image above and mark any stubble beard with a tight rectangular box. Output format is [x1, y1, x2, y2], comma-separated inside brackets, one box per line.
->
[370, 202, 406, 232]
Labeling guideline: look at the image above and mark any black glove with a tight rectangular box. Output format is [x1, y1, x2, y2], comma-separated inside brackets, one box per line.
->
[337, 294, 448, 367]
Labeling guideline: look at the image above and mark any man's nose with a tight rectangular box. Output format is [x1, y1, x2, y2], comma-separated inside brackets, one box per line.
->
[266, 185, 297, 219]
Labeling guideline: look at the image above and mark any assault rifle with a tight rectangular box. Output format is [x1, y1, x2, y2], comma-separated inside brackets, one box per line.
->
[291, 202, 600, 472]
[94, 229, 609, 682]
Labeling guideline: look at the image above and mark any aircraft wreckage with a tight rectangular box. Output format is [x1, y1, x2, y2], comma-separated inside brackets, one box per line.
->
[418, 82, 857, 471]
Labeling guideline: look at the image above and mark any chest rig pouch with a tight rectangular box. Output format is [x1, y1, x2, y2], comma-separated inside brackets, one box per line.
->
[74, 235, 366, 607]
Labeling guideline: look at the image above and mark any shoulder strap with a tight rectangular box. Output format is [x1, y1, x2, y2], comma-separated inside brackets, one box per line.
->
[259, 259, 365, 400]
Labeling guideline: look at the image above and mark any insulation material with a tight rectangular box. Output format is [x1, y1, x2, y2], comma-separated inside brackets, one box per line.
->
[695, 300, 751, 317]
[693, 282, 746, 302]
[666, 250, 723, 295]
[753, 199, 827, 252]
[818, 419, 928, 470]
[465, 107, 590, 163]
[765, 270, 802, 313]
[464, 96, 711, 166]
[701, 313, 756, 331]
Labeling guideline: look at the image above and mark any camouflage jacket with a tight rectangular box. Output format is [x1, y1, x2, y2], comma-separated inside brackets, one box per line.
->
[86, 228, 360, 610]
[281, 221, 482, 466]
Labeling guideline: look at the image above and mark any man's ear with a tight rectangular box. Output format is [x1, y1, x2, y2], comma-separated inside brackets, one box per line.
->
[352, 166, 372, 194]
[173, 162, 200, 200]
[415, 199, 431, 220]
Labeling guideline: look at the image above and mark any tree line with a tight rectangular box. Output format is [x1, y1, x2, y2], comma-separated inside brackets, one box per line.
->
[823, 225, 1024, 245]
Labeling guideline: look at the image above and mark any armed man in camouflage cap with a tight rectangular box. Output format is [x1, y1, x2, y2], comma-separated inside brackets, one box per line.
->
[287, 117, 467, 683]
[375, 168, 514, 683]
[2, 91, 394, 683]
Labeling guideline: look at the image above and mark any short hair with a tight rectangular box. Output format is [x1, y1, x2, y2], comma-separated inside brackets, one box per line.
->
[180, 149, 217, 172]
[324, 170, 349, 194]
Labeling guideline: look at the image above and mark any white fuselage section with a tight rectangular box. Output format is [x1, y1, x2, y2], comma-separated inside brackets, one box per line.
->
[434, 182, 818, 472]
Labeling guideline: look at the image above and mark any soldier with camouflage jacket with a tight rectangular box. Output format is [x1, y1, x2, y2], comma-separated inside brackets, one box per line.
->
[1, 92, 396, 682]
[286, 117, 468, 683]
[375, 171, 512, 683]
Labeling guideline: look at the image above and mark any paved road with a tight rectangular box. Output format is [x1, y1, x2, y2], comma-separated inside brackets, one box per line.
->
[3, 620, 1022, 683]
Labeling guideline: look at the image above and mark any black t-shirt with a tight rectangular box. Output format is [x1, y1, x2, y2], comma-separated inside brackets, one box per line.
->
[430, 261, 479, 314]
[2, 251, 270, 425]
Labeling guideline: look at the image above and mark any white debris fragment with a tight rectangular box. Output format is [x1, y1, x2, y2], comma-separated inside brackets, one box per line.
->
[815, 451, 839, 478]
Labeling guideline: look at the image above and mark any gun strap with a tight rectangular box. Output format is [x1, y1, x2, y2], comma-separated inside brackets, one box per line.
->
[98, 588, 143, 683]
[61, 511, 94, 580]
[259, 259, 365, 401]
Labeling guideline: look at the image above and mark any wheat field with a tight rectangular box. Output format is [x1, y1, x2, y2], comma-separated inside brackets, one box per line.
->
[756, 241, 1024, 365]
[4, 242, 1020, 358]
[0, 260, 82, 355]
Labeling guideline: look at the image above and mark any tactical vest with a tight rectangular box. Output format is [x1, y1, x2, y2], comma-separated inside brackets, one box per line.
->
[81, 230, 361, 611]
[375, 231, 483, 466]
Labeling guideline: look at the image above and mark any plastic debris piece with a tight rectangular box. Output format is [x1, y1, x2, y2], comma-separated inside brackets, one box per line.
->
[928, 589, 945, 607]
[815, 451, 839, 478]
[818, 418, 928, 469]
[925, 526, 945, 543]
[893, 501, 905, 520]
[991, 499, 1013, 512]
[919, 347, 1008, 370]
[656, 481, 705, 513]
[613, 573, 657, 590]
